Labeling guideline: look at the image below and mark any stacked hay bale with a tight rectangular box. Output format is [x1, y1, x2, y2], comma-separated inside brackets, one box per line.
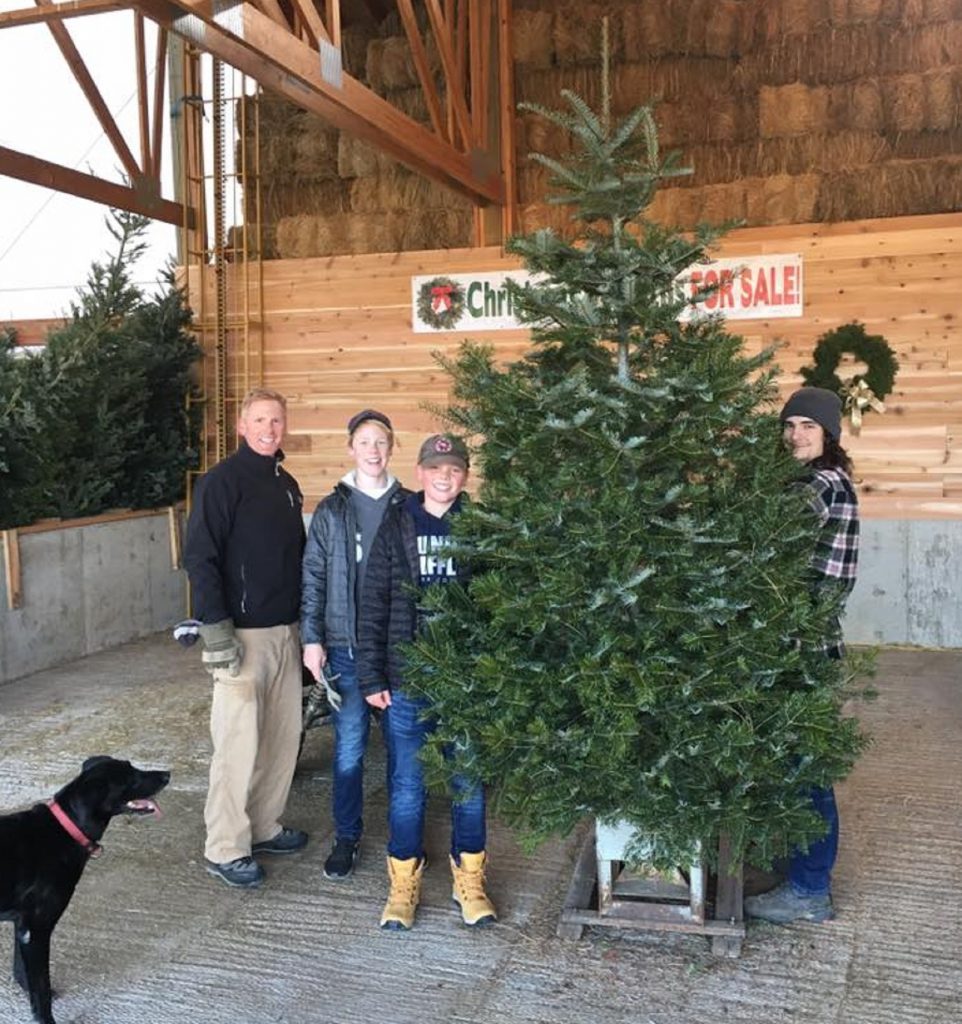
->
[514, 0, 962, 233]
[255, 10, 471, 259]
[238, 90, 350, 259]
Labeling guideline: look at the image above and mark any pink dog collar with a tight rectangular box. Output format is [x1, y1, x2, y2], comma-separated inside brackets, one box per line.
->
[47, 799, 102, 858]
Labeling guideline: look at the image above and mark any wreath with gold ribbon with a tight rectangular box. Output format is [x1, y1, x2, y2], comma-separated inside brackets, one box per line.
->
[800, 322, 899, 432]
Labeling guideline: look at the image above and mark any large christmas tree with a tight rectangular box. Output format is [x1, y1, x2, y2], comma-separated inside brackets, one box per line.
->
[406, 56, 869, 871]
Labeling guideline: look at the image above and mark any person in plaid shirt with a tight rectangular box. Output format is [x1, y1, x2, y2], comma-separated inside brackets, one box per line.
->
[746, 386, 859, 924]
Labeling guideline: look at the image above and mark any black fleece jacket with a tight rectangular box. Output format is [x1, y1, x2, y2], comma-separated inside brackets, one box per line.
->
[184, 440, 305, 628]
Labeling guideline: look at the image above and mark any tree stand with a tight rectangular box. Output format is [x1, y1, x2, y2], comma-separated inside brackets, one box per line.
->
[557, 821, 745, 957]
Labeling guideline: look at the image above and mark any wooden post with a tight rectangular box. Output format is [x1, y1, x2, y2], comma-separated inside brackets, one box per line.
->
[711, 832, 744, 957]
[167, 506, 182, 570]
[2, 529, 22, 610]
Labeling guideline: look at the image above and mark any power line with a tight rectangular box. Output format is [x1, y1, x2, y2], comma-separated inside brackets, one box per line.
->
[0, 278, 167, 294]
[0, 72, 150, 267]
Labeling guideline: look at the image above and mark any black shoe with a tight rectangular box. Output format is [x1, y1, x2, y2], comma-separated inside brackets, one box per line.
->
[323, 837, 360, 879]
[252, 827, 309, 855]
[205, 856, 265, 888]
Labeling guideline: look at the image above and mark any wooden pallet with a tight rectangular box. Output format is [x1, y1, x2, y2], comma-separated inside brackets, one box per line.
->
[557, 825, 745, 958]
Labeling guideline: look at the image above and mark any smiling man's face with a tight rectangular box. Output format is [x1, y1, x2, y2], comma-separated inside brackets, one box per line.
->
[238, 399, 286, 458]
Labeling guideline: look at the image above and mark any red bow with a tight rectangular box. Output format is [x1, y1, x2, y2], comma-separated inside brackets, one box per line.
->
[431, 285, 454, 312]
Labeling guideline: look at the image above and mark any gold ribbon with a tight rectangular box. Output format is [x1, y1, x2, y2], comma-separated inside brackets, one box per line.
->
[842, 378, 886, 434]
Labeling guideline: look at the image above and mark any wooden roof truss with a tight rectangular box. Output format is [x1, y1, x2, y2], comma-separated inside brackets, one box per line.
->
[0, 0, 515, 241]
[0, 0, 187, 226]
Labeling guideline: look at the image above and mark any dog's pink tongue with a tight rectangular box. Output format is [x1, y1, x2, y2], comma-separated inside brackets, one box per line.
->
[127, 799, 162, 818]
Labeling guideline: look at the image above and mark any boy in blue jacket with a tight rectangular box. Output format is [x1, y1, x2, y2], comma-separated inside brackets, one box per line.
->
[357, 433, 496, 931]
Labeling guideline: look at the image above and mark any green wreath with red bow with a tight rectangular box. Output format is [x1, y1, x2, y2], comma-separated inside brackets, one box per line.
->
[417, 277, 465, 330]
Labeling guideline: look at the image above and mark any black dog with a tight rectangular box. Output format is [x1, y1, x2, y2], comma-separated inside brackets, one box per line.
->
[0, 756, 169, 1024]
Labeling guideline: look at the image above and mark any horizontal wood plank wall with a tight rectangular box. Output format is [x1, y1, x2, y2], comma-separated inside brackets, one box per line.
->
[193, 212, 962, 519]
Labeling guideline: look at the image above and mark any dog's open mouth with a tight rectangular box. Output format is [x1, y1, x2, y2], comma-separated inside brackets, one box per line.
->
[124, 799, 162, 818]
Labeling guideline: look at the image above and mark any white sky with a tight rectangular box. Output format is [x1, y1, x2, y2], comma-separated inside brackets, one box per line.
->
[0, 7, 178, 320]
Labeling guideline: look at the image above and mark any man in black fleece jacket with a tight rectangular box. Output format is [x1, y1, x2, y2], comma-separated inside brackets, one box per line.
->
[184, 387, 308, 889]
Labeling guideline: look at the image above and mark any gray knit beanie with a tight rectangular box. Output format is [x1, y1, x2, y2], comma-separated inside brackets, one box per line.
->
[779, 387, 842, 441]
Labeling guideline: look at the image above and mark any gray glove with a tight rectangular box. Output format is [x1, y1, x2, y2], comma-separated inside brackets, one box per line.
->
[199, 619, 243, 677]
[320, 663, 343, 712]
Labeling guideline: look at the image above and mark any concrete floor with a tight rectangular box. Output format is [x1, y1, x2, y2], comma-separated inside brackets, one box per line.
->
[0, 638, 960, 1024]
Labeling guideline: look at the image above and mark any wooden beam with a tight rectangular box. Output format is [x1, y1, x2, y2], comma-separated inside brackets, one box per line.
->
[180, 51, 208, 258]
[35, 0, 142, 180]
[444, 0, 456, 144]
[151, 26, 168, 179]
[0, 318, 66, 345]
[425, 0, 472, 149]
[250, 0, 289, 29]
[469, 0, 491, 245]
[396, 0, 446, 140]
[456, 0, 468, 122]
[481, 0, 493, 145]
[289, 0, 329, 46]
[139, 0, 503, 204]
[0, 144, 194, 228]
[498, 0, 516, 239]
[324, 0, 339, 48]
[0, 0, 120, 28]
[134, 13, 152, 176]
[15, 506, 179, 535]
[468, 0, 483, 147]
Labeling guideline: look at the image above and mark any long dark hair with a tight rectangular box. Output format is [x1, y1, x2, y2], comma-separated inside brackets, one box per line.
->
[809, 436, 853, 475]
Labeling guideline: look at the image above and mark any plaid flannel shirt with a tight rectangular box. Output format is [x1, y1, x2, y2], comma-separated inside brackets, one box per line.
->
[802, 466, 859, 658]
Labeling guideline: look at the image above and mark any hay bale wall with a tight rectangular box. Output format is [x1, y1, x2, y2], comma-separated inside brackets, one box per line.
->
[516, 0, 962, 234]
[235, 0, 962, 256]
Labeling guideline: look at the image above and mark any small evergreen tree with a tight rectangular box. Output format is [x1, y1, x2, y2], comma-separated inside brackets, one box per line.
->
[0, 327, 46, 523]
[0, 211, 200, 528]
[404, 62, 869, 870]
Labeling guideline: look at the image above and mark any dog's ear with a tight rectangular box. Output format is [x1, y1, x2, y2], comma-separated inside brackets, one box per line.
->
[81, 756, 114, 773]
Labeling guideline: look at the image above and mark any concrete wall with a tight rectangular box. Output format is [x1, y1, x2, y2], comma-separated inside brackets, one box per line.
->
[0, 513, 957, 684]
[0, 513, 186, 683]
[845, 520, 962, 649]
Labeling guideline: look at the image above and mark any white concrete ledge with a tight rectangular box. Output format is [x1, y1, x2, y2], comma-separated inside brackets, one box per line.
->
[845, 519, 962, 649]
[0, 510, 186, 682]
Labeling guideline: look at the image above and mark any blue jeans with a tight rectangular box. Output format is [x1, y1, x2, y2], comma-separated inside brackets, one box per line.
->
[382, 686, 486, 862]
[789, 785, 838, 896]
[328, 647, 372, 842]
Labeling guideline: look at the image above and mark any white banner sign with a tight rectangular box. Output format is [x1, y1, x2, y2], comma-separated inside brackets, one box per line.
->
[411, 254, 803, 333]
[676, 253, 803, 321]
[412, 270, 535, 333]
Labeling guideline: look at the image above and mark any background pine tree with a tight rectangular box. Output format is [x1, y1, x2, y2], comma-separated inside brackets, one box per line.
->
[0, 211, 200, 527]
[404, 66, 870, 870]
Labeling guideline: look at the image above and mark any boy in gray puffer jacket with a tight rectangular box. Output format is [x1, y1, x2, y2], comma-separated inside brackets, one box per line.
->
[301, 410, 409, 881]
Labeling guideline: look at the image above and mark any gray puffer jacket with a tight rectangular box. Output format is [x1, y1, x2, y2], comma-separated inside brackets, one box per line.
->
[300, 480, 408, 648]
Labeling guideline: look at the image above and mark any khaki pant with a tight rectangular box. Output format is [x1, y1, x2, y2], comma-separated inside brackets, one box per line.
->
[204, 623, 302, 864]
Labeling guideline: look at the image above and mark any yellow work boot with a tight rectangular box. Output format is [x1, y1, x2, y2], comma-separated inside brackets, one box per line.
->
[450, 851, 497, 927]
[380, 855, 425, 931]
